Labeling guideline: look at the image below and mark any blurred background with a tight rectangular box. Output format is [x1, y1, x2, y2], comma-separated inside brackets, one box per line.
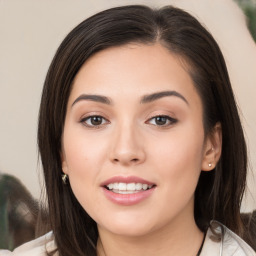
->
[0, 0, 255, 250]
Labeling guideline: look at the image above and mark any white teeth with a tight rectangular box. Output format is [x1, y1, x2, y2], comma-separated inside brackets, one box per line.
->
[135, 183, 142, 190]
[106, 182, 153, 194]
[113, 183, 119, 189]
[107, 183, 114, 190]
[142, 184, 148, 190]
[126, 183, 135, 190]
[118, 183, 127, 190]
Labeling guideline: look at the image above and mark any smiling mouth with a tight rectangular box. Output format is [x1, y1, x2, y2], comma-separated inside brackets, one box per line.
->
[104, 182, 156, 194]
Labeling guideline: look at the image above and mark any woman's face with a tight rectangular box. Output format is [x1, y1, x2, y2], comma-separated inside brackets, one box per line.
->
[62, 43, 215, 237]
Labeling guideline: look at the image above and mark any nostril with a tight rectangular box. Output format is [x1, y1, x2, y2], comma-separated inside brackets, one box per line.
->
[112, 158, 139, 164]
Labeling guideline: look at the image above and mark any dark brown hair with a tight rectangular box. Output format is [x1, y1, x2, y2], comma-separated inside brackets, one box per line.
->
[38, 5, 248, 255]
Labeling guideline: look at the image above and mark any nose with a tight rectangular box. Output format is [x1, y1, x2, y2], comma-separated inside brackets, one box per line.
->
[109, 123, 146, 166]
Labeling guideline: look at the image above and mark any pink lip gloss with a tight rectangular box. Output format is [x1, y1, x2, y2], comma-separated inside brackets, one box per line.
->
[102, 186, 156, 206]
[101, 176, 156, 206]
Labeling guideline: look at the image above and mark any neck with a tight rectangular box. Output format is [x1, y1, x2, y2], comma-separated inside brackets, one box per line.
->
[97, 214, 204, 256]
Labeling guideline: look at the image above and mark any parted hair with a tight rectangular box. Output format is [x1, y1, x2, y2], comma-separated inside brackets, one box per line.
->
[38, 5, 248, 255]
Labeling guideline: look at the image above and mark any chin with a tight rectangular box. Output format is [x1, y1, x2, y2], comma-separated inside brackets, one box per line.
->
[107, 225, 153, 237]
[97, 215, 157, 237]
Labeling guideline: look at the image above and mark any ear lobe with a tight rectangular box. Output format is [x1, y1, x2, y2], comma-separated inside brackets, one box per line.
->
[201, 122, 222, 171]
[61, 152, 69, 174]
[62, 161, 69, 174]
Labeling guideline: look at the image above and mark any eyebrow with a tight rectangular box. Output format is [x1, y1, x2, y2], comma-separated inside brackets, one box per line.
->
[140, 90, 189, 105]
[71, 90, 188, 107]
[72, 94, 112, 107]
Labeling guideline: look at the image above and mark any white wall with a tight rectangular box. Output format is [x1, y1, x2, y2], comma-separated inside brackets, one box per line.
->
[0, 0, 255, 211]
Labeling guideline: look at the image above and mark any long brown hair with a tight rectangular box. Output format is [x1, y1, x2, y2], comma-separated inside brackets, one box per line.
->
[38, 5, 248, 255]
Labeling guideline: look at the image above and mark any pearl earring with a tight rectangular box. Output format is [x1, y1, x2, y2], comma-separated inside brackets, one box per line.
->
[208, 163, 212, 167]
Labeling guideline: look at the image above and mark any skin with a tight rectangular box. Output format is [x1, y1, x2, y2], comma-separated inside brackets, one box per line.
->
[62, 43, 222, 256]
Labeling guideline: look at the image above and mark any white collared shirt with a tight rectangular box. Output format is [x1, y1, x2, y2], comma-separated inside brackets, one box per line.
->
[201, 221, 255, 255]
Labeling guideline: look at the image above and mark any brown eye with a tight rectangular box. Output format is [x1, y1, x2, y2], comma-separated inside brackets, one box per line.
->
[155, 116, 168, 125]
[91, 116, 103, 125]
[147, 115, 177, 127]
[81, 115, 108, 127]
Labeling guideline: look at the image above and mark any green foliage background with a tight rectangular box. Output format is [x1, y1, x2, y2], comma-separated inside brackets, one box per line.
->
[235, 0, 256, 41]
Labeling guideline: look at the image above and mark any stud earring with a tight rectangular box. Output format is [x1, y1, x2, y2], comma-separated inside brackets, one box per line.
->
[208, 163, 212, 167]
[62, 174, 68, 184]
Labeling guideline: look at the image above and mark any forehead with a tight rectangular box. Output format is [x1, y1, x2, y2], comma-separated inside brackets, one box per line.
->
[69, 43, 200, 107]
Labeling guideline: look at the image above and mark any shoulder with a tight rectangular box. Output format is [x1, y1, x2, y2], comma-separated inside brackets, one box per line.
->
[201, 221, 256, 256]
[222, 224, 255, 256]
[0, 231, 57, 256]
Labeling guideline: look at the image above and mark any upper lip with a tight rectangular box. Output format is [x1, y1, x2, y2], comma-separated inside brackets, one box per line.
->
[101, 176, 155, 187]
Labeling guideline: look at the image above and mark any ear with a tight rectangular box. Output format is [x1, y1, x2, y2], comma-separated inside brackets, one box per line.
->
[61, 151, 69, 174]
[201, 122, 222, 171]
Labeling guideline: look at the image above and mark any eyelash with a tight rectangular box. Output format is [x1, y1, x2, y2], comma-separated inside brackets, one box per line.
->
[146, 115, 177, 127]
[80, 115, 177, 129]
[80, 115, 109, 129]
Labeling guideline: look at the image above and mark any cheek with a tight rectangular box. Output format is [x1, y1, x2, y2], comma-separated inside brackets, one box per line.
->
[150, 124, 205, 197]
[63, 139, 104, 219]
[63, 126, 107, 174]
[152, 124, 204, 165]
[62, 128, 108, 207]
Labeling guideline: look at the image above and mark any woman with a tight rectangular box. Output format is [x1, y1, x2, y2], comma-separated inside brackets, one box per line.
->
[1, 4, 255, 256]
